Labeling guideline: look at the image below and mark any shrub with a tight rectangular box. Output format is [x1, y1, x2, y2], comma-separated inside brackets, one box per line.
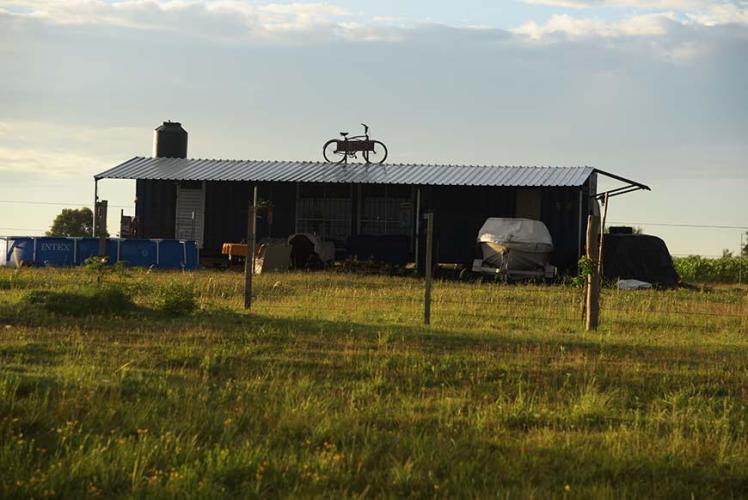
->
[154, 282, 197, 316]
[22, 286, 133, 316]
[673, 256, 748, 283]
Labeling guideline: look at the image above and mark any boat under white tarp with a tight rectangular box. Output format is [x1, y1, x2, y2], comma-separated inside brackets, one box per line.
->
[477, 218, 554, 271]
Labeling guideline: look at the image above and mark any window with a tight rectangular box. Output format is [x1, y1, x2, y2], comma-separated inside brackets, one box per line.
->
[296, 184, 352, 242]
[360, 185, 413, 236]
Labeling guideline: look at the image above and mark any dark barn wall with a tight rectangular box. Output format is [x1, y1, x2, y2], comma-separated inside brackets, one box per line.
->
[419, 185, 584, 272]
[203, 181, 251, 255]
[136, 178, 587, 270]
[540, 187, 582, 272]
[202, 181, 297, 256]
[262, 182, 297, 242]
[135, 179, 176, 239]
[421, 186, 517, 266]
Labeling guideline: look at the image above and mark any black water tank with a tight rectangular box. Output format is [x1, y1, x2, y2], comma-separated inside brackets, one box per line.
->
[153, 121, 188, 158]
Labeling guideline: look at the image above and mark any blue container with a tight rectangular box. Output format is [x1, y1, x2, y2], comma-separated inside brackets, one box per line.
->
[2, 236, 198, 270]
[118, 239, 158, 268]
[151, 240, 199, 270]
[157, 240, 186, 269]
[184, 241, 199, 270]
[1, 237, 34, 267]
[76, 238, 118, 265]
[34, 237, 76, 266]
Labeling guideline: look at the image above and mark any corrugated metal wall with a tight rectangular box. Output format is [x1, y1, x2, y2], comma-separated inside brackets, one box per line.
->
[137, 179, 590, 270]
[135, 179, 176, 239]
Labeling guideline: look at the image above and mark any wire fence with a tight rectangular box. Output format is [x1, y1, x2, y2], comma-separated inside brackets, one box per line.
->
[237, 276, 747, 334]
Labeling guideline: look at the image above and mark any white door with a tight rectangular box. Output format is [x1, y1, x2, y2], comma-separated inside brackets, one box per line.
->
[175, 182, 205, 247]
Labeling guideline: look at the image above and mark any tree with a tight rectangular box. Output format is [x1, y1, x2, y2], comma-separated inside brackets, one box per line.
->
[743, 231, 748, 258]
[46, 207, 107, 237]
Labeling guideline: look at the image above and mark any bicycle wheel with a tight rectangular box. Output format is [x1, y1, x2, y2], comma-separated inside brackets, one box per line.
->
[323, 140, 346, 163]
[362, 140, 388, 164]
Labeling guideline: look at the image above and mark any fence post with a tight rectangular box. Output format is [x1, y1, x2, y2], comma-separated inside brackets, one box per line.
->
[585, 215, 601, 331]
[244, 188, 257, 310]
[424, 212, 434, 326]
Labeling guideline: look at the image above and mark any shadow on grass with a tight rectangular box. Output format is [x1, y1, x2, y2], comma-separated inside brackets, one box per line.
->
[2, 297, 745, 381]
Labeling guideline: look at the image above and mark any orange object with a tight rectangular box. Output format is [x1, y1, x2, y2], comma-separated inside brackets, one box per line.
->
[222, 243, 248, 258]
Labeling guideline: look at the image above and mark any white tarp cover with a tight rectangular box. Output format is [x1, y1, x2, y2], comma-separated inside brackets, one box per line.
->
[478, 218, 553, 252]
[477, 218, 554, 270]
[617, 279, 652, 290]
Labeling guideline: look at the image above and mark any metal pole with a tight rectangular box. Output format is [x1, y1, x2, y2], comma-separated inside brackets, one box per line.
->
[424, 212, 434, 326]
[93, 179, 98, 237]
[577, 189, 583, 261]
[597, 192, 609, 279]
[415, 187, 421, 273]
[251, 184, 258, 267]
[244, 185, 258, 310]
[740, 231, 744, 284]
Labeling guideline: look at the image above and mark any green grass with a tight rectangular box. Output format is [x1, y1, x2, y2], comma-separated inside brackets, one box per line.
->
[1, 267, 747, 498]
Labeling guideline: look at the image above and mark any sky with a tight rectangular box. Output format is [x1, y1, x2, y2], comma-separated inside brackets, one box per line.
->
[0, 0, 746, 256]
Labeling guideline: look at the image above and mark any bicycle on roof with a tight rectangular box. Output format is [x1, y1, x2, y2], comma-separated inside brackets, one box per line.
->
[323, 123, 388, 164]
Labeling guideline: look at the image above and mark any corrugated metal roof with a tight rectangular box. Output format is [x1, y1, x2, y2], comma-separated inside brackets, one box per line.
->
[95, 157, 595, 187]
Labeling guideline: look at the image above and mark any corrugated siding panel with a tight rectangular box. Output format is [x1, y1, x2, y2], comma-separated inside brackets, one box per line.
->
[96, 157, 595, 187]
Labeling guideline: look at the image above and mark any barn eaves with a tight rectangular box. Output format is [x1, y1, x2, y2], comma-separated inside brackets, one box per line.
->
[95, 157, 648, 193]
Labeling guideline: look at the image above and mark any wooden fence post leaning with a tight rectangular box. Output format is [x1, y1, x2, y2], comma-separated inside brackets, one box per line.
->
[424, 212, 434, 326]
[585, 215, 601, 331]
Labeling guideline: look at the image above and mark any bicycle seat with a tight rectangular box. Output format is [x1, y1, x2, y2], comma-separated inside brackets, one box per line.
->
[340, 132, 349, 137]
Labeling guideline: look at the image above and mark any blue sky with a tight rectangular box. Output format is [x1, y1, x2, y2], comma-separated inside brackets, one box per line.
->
[0, 0, 746, 255]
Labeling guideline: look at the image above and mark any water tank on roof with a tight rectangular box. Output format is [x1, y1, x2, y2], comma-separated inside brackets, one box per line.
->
[153, 121, 188, 158]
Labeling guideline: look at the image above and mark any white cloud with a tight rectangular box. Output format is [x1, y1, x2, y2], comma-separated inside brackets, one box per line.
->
[522, 0, 730, 9]
[0, 0, 745, 49]
[0, 0, 383, 43]
[686, 2, 748, 24]
[513, 12, 677, 39]
[0, 120, 141, 176]
[513, 2, 748, 41]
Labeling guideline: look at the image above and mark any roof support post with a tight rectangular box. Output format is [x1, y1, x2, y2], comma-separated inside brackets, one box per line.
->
[93, 178, 99, 237]
[577, 189, 583, 260]
[415, 187, 421, 273]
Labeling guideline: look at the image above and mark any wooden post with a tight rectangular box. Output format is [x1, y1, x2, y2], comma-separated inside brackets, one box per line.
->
[424, 212, 434, 326]
[585, 215, 601, 331]
[244, 186, 258, 310]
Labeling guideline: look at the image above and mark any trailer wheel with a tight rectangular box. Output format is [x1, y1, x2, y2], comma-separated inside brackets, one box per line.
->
[458, 268, 474, 282]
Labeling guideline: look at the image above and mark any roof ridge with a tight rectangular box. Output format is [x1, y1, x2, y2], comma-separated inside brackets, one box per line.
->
[140, 156, 589, 169]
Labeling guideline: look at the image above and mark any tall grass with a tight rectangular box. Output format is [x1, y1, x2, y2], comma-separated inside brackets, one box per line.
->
[0, 267, 747, 498]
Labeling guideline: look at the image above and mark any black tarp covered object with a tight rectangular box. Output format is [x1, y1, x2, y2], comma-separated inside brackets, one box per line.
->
[602, 233, 679, 287]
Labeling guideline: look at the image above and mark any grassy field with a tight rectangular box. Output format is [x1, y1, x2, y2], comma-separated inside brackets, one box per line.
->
[1, 267, 747, 498]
